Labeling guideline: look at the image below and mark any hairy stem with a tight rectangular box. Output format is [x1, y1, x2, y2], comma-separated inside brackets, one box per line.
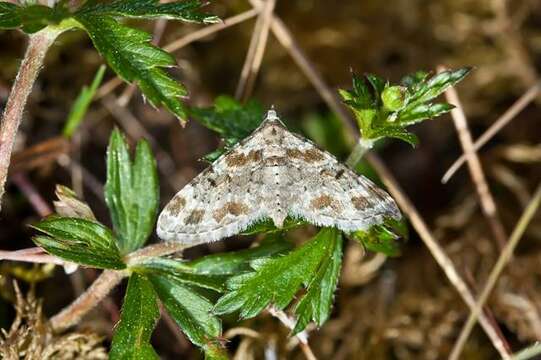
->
[0, 29, 60, 211]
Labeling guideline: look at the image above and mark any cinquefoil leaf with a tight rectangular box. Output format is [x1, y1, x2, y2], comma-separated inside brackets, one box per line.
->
[110, 274, 160, 360]
[105, 129, 159, 254]
[32, 217, 125, 269]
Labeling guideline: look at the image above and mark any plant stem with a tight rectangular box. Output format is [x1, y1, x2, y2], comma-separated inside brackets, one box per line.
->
[345, 138, 374, 168]
[0, 29, 60, 212]
[50, 269, 126, 332]
[49, 241, 187, 332]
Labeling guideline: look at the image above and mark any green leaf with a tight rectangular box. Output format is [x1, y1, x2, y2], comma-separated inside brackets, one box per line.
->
[407, 67, 471, 106]
[369, 127, 418, 147]
[148, 274, 222, 348]
[353, 221, 401, 256]
[0, 2, 70, 33]
[110, 274, 159, 360]
[63, 65, 106, 138]
[293, 229, 342, 334]
[399, 102, 454, 126]
[240, 217, 307, 236]
[74, 14, 188, 120]
[105, 130, 159, 254]
[132, 257, 227, 292]
[190, 96, 264, 160]
[214, 228, 335, 319]
[188, 234, 293, 275]
[77, 0, 219, 23]
[32, 217, 125, 269]
[0, 2, 20, 29]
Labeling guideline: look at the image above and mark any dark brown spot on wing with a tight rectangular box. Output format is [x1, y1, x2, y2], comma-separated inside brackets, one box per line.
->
[286, 148, 325, 163]
[310, 194, 341, 211]
[226, 201, 249, 215]
[225, 150, 262, 167]
[213, 207, 227, 223]
[335, 169, 345, 179]
[185, 209, 205, 224]
[304, 148, 325, 162]
[165, 196, 186, 216]
[213, 201, 249, 222]
[351, 196, 370, 210]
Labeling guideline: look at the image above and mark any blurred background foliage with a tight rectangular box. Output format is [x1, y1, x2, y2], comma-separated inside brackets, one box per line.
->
[1, 0, 541, 359]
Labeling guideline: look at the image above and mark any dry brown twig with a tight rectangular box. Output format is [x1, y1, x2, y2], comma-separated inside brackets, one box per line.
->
[449, 182, 541, 360]
[440, 65, 508, 249]
[442, 81, 541, 183]
[235, 0, 276, 101]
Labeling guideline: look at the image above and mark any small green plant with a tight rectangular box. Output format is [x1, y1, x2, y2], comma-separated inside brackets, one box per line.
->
[25, 65, 468, 358]
[340, 68, 471, 147]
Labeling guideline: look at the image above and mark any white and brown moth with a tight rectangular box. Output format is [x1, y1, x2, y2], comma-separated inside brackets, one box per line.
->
[157, 109, 401, 246]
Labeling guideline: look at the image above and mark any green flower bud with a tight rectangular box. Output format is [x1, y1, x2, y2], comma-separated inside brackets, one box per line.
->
[381, 86, 406, 111]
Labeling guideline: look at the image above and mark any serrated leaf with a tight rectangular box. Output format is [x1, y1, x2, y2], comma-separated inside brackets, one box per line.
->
[190, 96, 264, 159]
[148, 274, 222, 348]
[0, 2, 70, 33]
[132, 257, 227, 292]
[74, 14, 188, 120]
[351, 74, 373, 107]
[214, 228, 334, 319]
[53, 185, 96, 220]
[408, 67, 471, 106]
[370, 127, 418, 146]
[366, 74, 386, 100]
[399, 102, 454, 126]
[105, 130, 159, 254]
[110, 274, 159, 360]
[63, 65, 105, 138]
[32, 217, 125, 269]
[77, 0, 219, 23]
[188, 234, 293, 275]
[293, 229, 342, 334]
[401, 70, 429, 88]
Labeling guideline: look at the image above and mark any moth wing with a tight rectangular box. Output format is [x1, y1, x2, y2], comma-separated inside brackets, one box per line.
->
[157, 140, 267, 246]
[282, 132, 401, 232]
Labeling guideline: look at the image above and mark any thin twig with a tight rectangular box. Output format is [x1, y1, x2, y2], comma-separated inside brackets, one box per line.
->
[366, 153, 512, 358]
[449, 181, 541, 360]
[235, 0, 276, 101]
[441, 66, 508, 248]
[95, 9, 259, 100]
[11, 172, 53, 217]
[0, 248, 66, 266]
[249, 0, 355, 140]
[0, 29, 60, 211]
[50, 269, 126, 332]
[267, 306, 316, 360]
[442, 81, 541, 183]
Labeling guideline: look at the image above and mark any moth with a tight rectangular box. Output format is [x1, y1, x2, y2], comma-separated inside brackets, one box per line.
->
[157, 109, 401, 246]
